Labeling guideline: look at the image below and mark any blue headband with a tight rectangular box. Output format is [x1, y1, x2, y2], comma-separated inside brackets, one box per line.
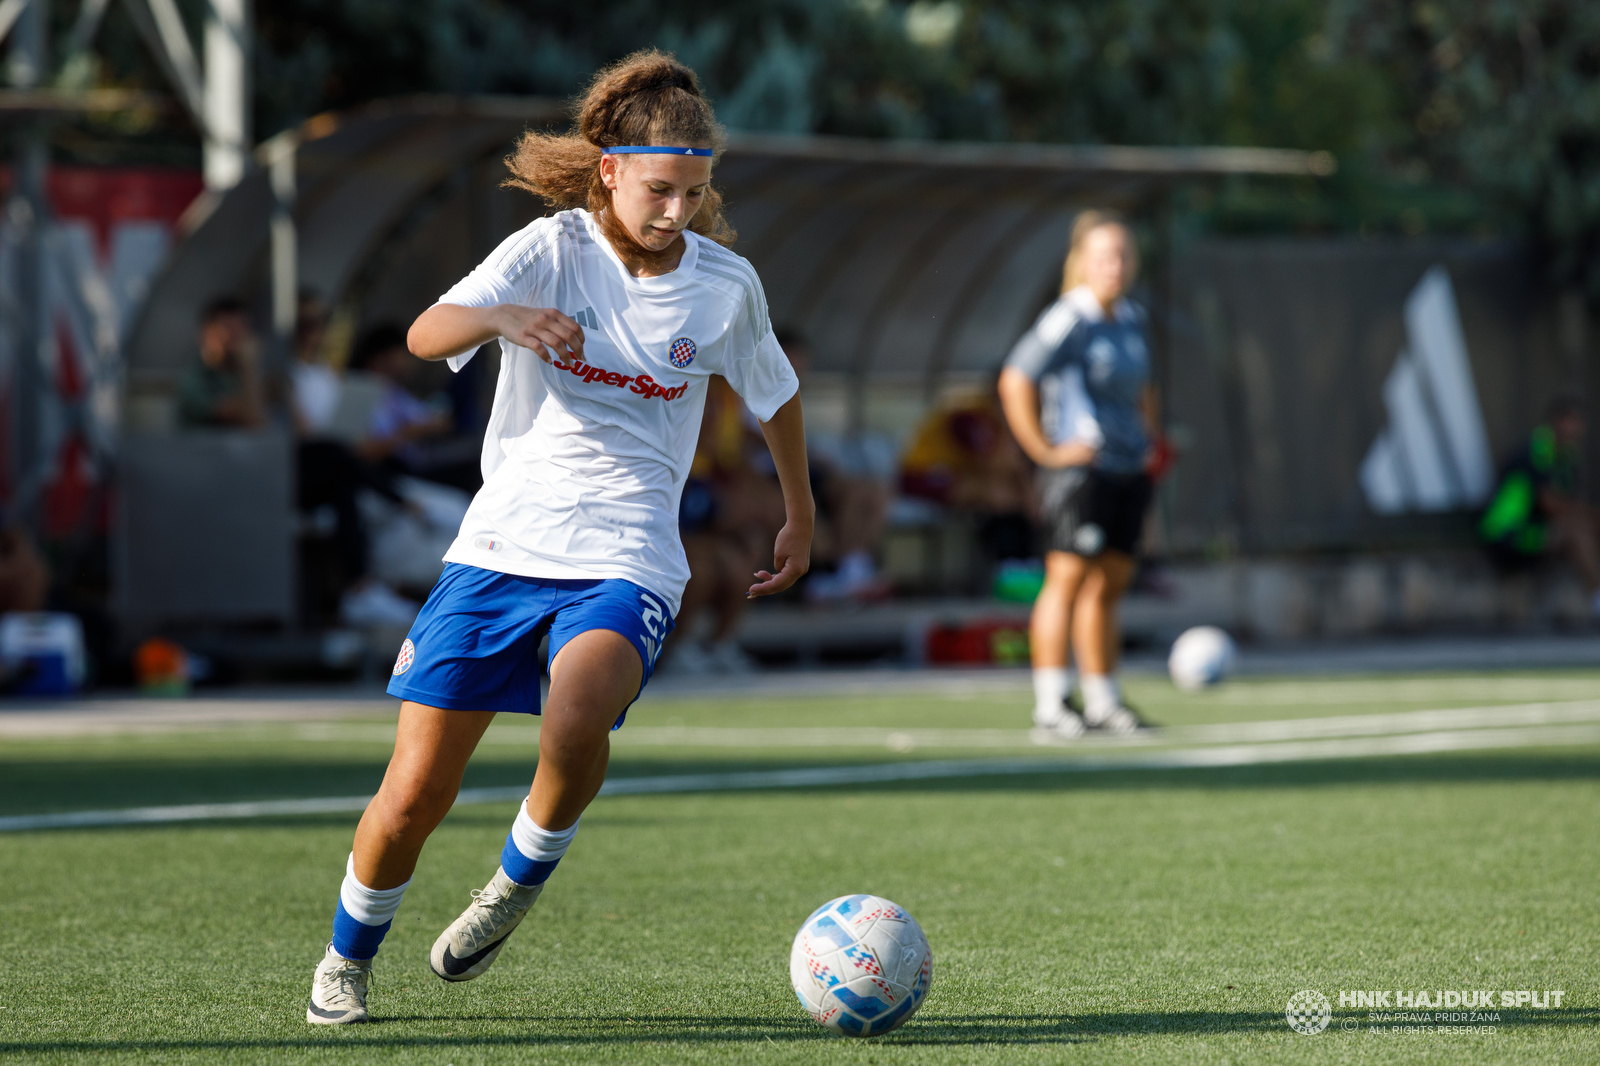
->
[602, 146, 714, 157]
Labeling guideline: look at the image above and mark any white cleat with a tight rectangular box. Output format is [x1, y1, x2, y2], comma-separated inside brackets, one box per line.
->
[1089, 705, 1154, 735]
[429, 867, 543, 982]
[306, 943, 372, 1025]
[1030, 708, 1088, 743]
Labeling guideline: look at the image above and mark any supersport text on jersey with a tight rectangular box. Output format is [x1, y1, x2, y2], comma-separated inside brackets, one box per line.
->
[550, 355, 688, 401]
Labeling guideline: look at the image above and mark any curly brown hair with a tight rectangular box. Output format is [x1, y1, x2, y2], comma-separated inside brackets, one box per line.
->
[504, 50, 735, 248]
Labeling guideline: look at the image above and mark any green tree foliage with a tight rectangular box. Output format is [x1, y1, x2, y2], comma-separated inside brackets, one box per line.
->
[38, 1, 1599, 284]
[246, 1, 1476, 240]
[1331, 1, 1600, 294]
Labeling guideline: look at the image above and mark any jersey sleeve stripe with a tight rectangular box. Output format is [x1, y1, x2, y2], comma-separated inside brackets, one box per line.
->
[492, 227, 557, 288]
[698, 245, 763, 287]
[1004, 298, 1081, 380]
[696, 258, 771, 327]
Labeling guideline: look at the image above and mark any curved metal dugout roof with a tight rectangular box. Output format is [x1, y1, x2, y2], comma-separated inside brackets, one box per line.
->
[127, 96, 1330, 387]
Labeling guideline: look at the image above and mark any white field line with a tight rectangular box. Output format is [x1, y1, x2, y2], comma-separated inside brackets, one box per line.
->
[1194, 677, 1600, 705]
[0, 699, 394, 738]
[288, 698, 1600, 751]
[3, 721, 1599, 833]
[5, 678, 1600, 739]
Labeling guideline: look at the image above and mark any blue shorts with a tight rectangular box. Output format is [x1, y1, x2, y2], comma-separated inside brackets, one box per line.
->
[386, 564, 675, 728]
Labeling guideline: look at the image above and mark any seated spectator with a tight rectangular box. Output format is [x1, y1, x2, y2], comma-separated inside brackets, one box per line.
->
[774, 329, 893, 602]
[177, 296, 264, 428]
[1481, 397, 1600, 617]
[351, 324, 454, 475]
[0, 515, 48, 614]
[670, 376, 784, 673]
[291, 290, 342, 438]
[900, 384, 1036, 565]
[292, 307, 419, 627]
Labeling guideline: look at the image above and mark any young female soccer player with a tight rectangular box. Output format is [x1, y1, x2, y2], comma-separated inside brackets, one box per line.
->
[306, 51, 811, 1024]
[998, 211, 1156, 738]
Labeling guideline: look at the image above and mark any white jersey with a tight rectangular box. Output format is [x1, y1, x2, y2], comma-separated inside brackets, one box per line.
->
[435, 208, 798, 613]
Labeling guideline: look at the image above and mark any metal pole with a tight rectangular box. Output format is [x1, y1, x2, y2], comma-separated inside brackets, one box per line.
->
[267, 133, 297, 381]
[5, 0, 49, 525]
[202, 0, 250, 191]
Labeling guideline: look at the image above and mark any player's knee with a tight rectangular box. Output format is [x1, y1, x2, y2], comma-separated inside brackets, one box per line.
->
[379, 779, 457, 834]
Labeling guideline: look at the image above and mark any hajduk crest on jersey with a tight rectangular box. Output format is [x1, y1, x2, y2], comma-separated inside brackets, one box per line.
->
[668, 337, 696, 369]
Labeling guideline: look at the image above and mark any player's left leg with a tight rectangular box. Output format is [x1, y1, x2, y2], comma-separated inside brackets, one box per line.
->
[430, 629, 644, 982]
[1072, 550, 1142, 732]
[1031, 550, 1090, 734]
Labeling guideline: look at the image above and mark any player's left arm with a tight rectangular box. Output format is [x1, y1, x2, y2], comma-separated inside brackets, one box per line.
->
[749, 392, 814, 598]
[1141, 384, 1160, 435]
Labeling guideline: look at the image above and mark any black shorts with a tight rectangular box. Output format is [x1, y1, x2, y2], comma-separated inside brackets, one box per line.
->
[1039, 467, 1153, 557]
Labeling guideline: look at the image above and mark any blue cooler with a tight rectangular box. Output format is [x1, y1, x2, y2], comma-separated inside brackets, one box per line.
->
[0, 612, 87, 696]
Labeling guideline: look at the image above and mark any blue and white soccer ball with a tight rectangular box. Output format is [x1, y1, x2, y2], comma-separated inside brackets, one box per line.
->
[790, 894, 932, 1038]
[1168, 625, 1237, 691]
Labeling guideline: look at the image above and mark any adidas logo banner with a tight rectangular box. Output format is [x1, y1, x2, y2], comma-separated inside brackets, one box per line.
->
[1359, 266, 1492, 515]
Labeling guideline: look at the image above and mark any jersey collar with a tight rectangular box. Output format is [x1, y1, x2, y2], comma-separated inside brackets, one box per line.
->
[1065, 284, 1135, 324]
[585, 210, 700, 294]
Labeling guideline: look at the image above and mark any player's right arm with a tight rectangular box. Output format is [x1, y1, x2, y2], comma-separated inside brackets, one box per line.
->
[407, 303, 585, 365]
[998, 371, 1096, 468]
[998, 301, 1097, 469]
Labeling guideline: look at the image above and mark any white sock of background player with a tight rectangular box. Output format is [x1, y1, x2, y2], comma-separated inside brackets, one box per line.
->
[1032, 666, 1075, 726]
[1080, 673, 1122, 725]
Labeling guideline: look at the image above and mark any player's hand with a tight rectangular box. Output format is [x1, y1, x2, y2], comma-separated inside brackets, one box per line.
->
[1145, 434, 1177, 481]
[1044, 441, 1098, 468]
[748, 521, 811, 598]
[492, 305, 585, 364]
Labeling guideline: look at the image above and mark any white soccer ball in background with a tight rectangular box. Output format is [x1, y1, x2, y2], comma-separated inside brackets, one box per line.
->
[790, 894, 932, 1038]
[1168, 625, 1237, 691]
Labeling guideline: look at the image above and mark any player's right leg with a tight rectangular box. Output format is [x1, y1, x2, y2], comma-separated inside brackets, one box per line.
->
[306, 702, 494, 1024]
[1031, 550, 1090, 737]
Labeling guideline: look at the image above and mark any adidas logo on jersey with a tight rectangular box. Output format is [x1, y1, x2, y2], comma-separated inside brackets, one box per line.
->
[572, 306, 599, 329]
[551, 356, 688, 401]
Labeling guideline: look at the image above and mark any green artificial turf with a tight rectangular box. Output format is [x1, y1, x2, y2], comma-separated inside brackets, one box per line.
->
[1, 674, 1597, 1063]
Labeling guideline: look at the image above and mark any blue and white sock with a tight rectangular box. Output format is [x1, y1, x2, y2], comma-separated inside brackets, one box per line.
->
[500, 805, 578, 887]
[330, 853, 410, 961]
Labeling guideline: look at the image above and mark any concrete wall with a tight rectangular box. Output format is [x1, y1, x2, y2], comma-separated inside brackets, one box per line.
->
[1123, 553, 1591, 643]
[1161, 239, 1594, 557]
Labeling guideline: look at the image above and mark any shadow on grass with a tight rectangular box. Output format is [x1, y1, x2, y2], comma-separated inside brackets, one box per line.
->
[2, 1008, 1592, 1053]
[3, 750, 1600, 824]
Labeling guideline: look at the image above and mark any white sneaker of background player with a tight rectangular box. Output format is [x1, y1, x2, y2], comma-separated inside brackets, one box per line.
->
[1031, 702, 1086, 740]
[665, 641, 715, 675]
[706, 639, 756, 674]
[1092, 706, 1142, 734]
[306, 943, 372, 1025]
[340, 580, 421, 626]
[430, 867, 543, 982]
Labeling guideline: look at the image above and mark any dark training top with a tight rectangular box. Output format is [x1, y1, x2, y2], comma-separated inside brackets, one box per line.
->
[1003, 286, 1150, 475]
